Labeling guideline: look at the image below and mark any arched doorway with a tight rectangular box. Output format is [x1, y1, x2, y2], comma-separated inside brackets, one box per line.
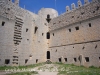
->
[47, 51, 50, 59]
[79, 55, 83, 66]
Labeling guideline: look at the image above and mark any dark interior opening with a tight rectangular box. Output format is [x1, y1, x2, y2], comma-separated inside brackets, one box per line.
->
[34, 26, 38, 34]
[75, 26, 79, 30]
[26, 28, 28, 32]
[89, 23, 91, 27]
[2, 21, 5, 26]
[74, 58, 77, 62]
[85, 57, 89, 62]
[46, 14, 51, 23]
[47, 51, 50, 59]
[53, 33, 54, 36]
[64, 58, 67, 62]
[47, 14, 50, 18]
[59, 58, 62, 62]
[36, 59, 38, 63]
[47, 32, 50, 39]
[25, 59, 28, 64]
[69, 29, 71, 32]
[5, 59, 10, 64]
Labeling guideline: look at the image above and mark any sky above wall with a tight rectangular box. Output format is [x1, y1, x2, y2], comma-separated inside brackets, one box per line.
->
[15, 0, 92, 15]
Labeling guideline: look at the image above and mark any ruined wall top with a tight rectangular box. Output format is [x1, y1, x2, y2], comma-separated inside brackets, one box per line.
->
[0, 0, 37, 20]
[48, 0, 100, 31]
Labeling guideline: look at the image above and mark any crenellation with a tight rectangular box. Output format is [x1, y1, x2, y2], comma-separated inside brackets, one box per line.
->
[49, 1, 100, 31]
[77, 0, 82, 7]
[66, 6, 70, 12]
[71, 3, 76, 10]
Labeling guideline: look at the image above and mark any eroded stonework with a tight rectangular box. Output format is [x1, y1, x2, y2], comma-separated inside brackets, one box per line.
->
[0, 0, 100, 67]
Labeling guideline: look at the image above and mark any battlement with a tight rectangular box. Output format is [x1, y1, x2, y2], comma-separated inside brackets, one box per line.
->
[66, 0, 98, 12]
[0, 0, 34, 20]
[48, 0, 100, 31]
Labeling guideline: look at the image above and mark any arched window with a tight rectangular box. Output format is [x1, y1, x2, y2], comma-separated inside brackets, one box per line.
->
[47, 14, 50, 18]
[47, 32, 50, 39]
[47, 51, 50, 59]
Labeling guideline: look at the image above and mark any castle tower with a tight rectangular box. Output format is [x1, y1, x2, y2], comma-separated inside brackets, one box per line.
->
[84, 0, 89, 4]
[71, 3, 76, 10]
[77, 0, 82, 7]
[66, 6, 70, 12]
[14, 0, 19, 6]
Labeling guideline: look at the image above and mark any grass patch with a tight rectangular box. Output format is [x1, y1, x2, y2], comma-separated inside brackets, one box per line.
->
[7, 71, 38, 75]
[0, 63, 45, 71]
[56, 63, 100, 75]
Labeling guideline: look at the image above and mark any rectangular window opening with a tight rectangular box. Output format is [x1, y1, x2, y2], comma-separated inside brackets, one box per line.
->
[2, 21, 5, 26]
[69, 29, 71, 32]
[74, 58, 77, 62]
[25, 59, 28, 64]
[75, 26, 79, 30]
[99, 57, 100, 60]
[89, 23, 91, 27]
[34, 27, 38, 34]
[58, 58, 62, 62]
[64, 58, 67, 62]
[36, 59, 38, 63]
[42, 33, 44, 36]
[26, 28, 28, 32]
[85, 57, 89, 62]
[53, 33, 54, 36]
[5, 59, 10, 64]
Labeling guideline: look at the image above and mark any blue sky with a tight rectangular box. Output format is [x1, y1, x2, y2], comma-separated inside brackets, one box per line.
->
[14, 0, 92, 15]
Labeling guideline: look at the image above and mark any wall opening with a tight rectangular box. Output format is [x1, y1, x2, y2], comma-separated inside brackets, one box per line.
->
[2, 21, 5, 26]
[69, 29, 71, 32]
[5, 59, 10, 64]
[36, 59, 38, 63]
[53, 33, 54, 36]
[89, 23, 91, 27]
[75, 26, 79, 30]
[82, 46, 85, 49]
[85, 57, 89, 62]
[34, 26, 38, 34]
[74, 58, 77, 62]
[95, 45, 97, 49]
[46, 14, 51, 23]
[42, 33, 44, 36]
[99, 57, 100, 61]
[47, 51, 50, 59]
[79, 55, 82, 65]
[47, 14, 50, 18]
[59, 58, 62, 62]
[25, 59, 28, 64]
[64, 58, 67, 62]
[47, 32, 50, 39]
[26, 28, 28, 32]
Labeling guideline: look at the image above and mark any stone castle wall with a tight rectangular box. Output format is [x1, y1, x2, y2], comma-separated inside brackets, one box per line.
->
[48, 0, 100, 67]
[48, 0, 100, 31]
[0, 0, 39, 66]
